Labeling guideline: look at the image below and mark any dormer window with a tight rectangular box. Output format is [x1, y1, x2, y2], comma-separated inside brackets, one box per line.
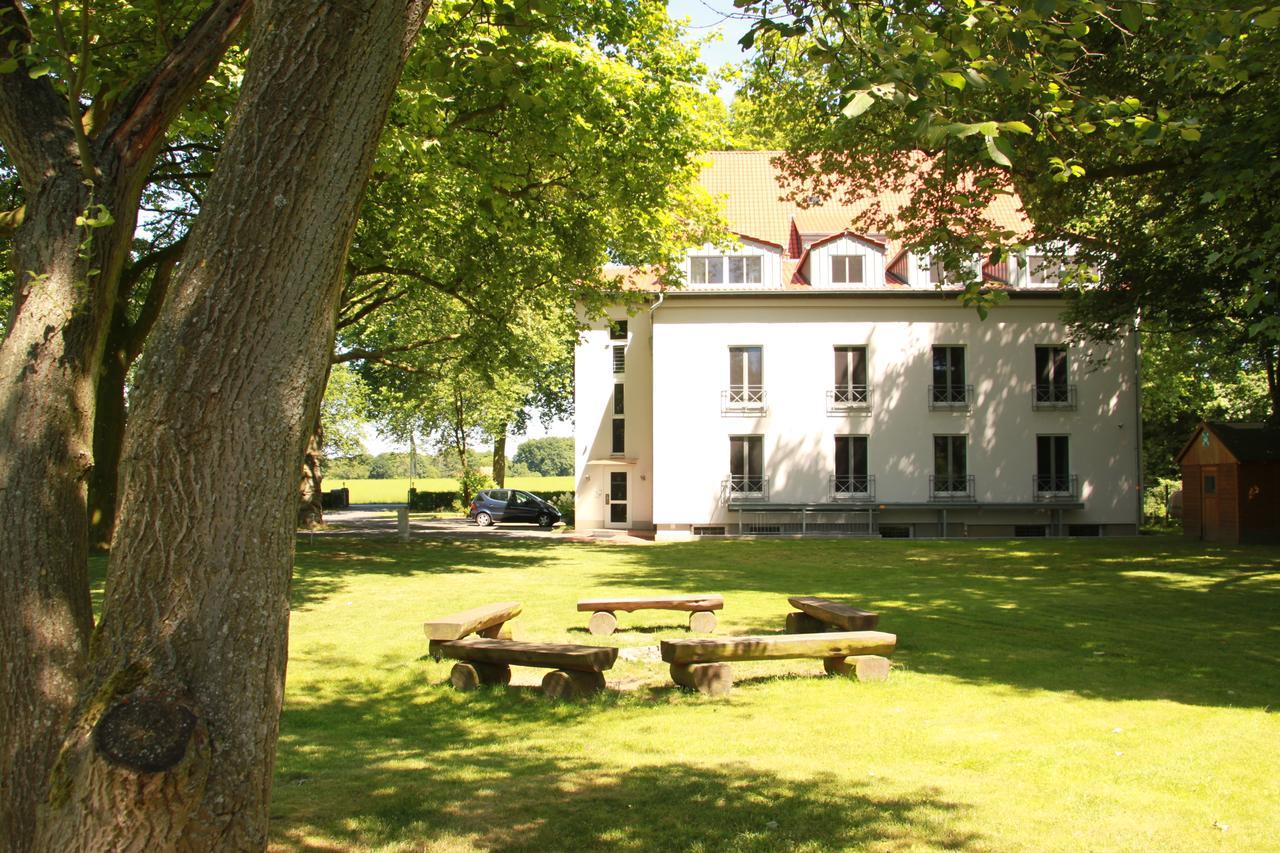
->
[831, 255, 864, 284]
[1027, 255, 1063, 286]
[692, 255, 761, 285]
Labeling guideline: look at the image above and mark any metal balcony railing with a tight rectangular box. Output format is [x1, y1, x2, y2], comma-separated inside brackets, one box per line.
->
[723, 475, 769, 502]
[929, 474, 976, 501]
[1033, 474, 1079, 501]
[829, 474, 875, 502]
[929, 384, 973, 410]
[721, 385, 767, 415]
[1033, 383, 1078, 410]
[826, 385, 872, 413]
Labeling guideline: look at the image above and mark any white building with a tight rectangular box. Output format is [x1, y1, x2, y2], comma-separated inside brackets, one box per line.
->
[575, 151, 1141, 540]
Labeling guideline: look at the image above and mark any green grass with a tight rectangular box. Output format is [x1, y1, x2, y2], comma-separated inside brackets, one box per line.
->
[256, 535, 1280, 851]
[328, 476, 574, 504]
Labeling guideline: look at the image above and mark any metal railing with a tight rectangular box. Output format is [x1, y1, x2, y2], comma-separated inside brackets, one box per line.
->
[723, 475, 769, 501]
[721, 385, 767, 415]
[830, 475, 876, 502]
[1033, 474, 1079, 500]
[826, 385, 872, 412]
[929, 474, 976, 501]
[1033, 383, 1077, 410]
[929, 384, 973, 410]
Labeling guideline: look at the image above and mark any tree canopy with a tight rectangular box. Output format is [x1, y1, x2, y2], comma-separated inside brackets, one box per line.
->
[513, 436, 574, 477]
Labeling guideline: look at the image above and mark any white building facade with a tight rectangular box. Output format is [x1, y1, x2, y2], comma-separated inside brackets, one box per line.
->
[574, 152, 1141, 540]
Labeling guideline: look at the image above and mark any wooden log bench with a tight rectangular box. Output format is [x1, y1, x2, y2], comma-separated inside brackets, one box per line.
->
[660, 630, 896, 697]
[576, 593, 725, 635]
[430, 637, 618, 700]
[423, 601, 521, 642]
[783, 596, 880, 634]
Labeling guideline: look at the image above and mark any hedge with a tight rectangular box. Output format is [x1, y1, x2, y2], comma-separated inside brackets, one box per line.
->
[407, 489, 461, 512]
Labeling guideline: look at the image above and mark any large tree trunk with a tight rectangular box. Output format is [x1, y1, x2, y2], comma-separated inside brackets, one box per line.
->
[492, 424, 508, 486]
[87, 318, 133, 552]
[0, 5, 248, 847]
[36, 1, 428, 847]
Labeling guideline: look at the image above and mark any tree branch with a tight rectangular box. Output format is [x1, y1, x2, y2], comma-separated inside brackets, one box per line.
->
[330, 334, 462, 367]
[0, 0, 79, 186]
[98, 0, 252, 174]
[0, 204, 25, 237]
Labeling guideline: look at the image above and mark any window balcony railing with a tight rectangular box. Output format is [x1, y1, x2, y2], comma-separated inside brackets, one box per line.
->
[723, 475, 769, 502]
[721, 385, 767, 415]
[929, 474, 976, 501]
[826, 385, 872, 413]
[829, 475, 876, 502]
[1033, 474, 1079, 501]
[1033, 383, 1078, 410]
[929, 384, 973, 411]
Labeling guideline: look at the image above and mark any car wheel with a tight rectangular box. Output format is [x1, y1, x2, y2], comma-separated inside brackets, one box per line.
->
[475, 511, 493, 527]
[537, 512, 553, 528]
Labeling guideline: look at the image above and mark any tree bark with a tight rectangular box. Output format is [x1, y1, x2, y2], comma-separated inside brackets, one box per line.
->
[298, 423, 325, 530]
[492, 423, 507, 486]
[88, 246, 184, 551]
[0, 4, 249, 847]
[35, 1, 428, 847]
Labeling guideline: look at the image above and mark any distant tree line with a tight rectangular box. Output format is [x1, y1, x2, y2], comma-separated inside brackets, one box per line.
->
[323, 436, 573, 480]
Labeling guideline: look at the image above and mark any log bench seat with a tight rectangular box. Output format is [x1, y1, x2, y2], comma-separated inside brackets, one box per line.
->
[659, 630, 896, 696]
[784, 596, 879, 634]
[576, 593, 724, 635]
[430, 637, 618, 700]
[423, 601, 521, 641]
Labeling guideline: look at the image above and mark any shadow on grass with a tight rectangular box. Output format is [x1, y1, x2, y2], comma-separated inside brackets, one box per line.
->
[600, 538, 1280, 709]
[271, 677, 978, 851]
[290, 536, 563, 611]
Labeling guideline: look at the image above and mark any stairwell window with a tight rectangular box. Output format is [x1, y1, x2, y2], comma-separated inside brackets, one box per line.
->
[610, 320, 628, 340]
[612, 344, 625, 374]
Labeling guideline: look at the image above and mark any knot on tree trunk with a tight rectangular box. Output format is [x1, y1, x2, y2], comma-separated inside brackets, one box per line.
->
[93, 695, 198, 773]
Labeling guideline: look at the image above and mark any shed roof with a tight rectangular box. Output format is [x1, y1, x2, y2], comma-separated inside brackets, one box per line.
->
[1177, 421, 1280, 465]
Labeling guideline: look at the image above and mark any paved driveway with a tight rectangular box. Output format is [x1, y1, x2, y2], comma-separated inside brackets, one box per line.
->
[310, 505, 570, 540]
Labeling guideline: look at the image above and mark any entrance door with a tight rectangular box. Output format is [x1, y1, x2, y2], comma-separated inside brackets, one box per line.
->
[606, 471, 629, 528]
[1201, 467, 1221, 542]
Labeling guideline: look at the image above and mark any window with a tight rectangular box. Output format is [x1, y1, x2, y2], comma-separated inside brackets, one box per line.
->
[834, 435, 869, 494]
[609, 472, 628, 523]
[613, 383, 624, 415]
[833, 346, 868, 404]
[612, 344, 625, 374]
[509, 491, 535, 507]
[1027, 255, 1063, 285]
[728, 346, 763, 404]
[933, 435, 968, 493]
[1035, 346, 1071, 405]
[727, 255, 763, 284]
[693, 255, 761, 285]
[489, 489, 511, 503]
[928, 257, 947, 284]
[1036, 435, 1070, 494]
[691, 256, 724, 285]
[609, 320, 628, 340]
[611, 418, 625, 455]
[729, 435, 764, 493]
[831, 255, 864, 284]
[1203, 474, 1217, 495]
[931, 346, 968, 405]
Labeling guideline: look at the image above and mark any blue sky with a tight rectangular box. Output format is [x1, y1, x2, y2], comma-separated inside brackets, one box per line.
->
[666, 0, 755, 101]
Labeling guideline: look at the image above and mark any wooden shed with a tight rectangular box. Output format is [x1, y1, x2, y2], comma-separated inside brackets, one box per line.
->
[1177, 421, 1280, 544]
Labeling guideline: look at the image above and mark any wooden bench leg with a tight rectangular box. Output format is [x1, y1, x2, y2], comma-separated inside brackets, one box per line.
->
[784, 611, 826, 634]
[450, 662, 512, 690]
[688, 610, 717, 633]
[823, 655, 891, 682]
[542, 669, 606, 700]
[670, 662, 733, 697]
[476, 622, 513, 640]
[587, 611, 617, 636]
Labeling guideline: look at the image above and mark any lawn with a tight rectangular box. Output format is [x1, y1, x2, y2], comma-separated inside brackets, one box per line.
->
[327, 476, 575, 504]
[259, 535, 1280, 851]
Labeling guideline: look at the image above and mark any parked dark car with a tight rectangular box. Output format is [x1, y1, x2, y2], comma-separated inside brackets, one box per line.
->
[468, 489, 562, 528]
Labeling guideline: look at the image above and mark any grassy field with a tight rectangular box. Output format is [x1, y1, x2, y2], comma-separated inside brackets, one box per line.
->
[255, 535, 1280, 851]
[327, 476, 575, 504]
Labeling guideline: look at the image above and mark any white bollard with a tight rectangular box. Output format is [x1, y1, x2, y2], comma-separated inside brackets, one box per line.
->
[397, 507, 410, 542]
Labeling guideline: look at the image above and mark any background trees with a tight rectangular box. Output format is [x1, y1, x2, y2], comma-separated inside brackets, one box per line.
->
[512, 436, 575, 477]
[736, 0, 1280, 468]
